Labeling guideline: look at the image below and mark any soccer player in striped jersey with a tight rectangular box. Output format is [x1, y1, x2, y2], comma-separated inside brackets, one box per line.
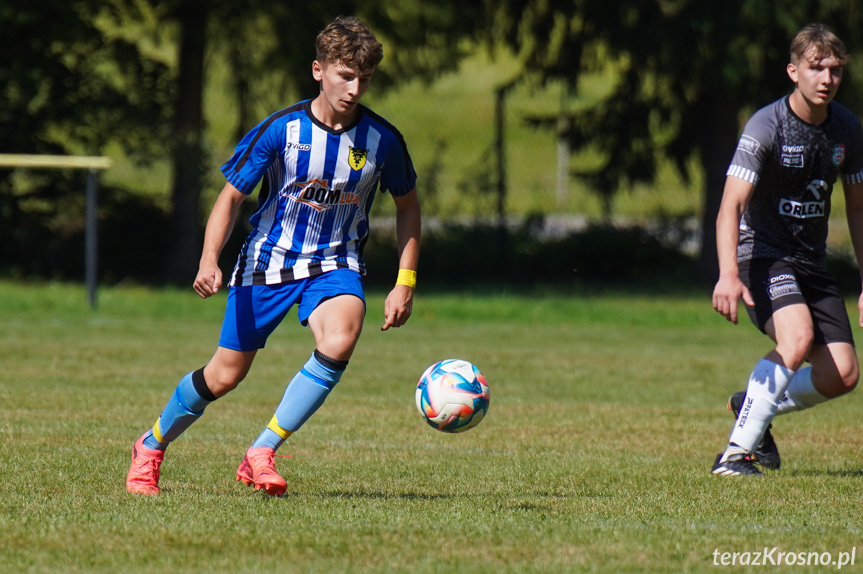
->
[711, 24, 863, 476]
[127, 16, 421, 495]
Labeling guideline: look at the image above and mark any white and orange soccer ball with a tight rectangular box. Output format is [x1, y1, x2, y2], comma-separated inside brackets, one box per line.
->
[415, 359, 490, 432]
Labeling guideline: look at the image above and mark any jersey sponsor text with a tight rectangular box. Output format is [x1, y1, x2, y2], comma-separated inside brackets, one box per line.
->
[287, 179, 361, 212]
[779, 198, 825, 218]
[767, 274, 801, 301]
[781, 153, 804, 168]
[737, 135, 760, 155]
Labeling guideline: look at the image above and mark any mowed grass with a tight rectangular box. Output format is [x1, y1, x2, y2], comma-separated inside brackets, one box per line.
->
[1, 281, 863, 573]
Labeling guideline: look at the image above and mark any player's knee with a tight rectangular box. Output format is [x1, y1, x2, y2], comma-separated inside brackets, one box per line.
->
[819, 364, 858, 398]
[777, 330, 814, 367]
[322, 326, 362, 357]
[832, 351, 859, 395]
[840, 365, 859, 394]
[797, 328, 816, 353]
[203, 366, 246, 397]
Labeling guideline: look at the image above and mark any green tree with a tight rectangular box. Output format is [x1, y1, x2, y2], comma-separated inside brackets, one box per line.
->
[0, 0, 484, 282]
[486, 0, 863, 281]
[0, 0, 173, 277]
[0, 1, 172, 157]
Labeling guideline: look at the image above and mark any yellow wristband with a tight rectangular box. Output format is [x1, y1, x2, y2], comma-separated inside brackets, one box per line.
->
[396, 268, 417, 289]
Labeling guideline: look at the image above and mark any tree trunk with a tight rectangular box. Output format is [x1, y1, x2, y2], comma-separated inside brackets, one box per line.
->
[164, 0, 208, 284]
[697, 94, 740, 284]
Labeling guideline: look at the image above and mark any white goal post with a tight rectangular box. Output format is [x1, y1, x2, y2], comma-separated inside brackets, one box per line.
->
[0, 154, 112, 308]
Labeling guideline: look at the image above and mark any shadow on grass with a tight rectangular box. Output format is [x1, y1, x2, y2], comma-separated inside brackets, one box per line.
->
[295, 490, 579, 502]
[785, 468, 863, 478]
[317, 490, 456, 500]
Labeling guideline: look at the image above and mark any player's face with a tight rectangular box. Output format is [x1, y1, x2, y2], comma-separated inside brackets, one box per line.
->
[313, 60, 374, 120]
[787, 52, 843, 108]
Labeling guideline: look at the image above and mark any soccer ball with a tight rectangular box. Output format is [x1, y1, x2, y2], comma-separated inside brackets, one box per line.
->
[415, 359, 490, 433]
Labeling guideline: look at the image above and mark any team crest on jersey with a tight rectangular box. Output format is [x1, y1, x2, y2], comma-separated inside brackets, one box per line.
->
[833, 144, 846, 167]
[348, 147, 368, 171]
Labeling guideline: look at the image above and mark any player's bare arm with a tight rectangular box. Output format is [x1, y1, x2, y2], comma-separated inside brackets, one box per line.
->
[713, 176, 756, 324]
[844, 181, 863, 326]
[193, 182, 247, 299]
[382, 188, 421, 331]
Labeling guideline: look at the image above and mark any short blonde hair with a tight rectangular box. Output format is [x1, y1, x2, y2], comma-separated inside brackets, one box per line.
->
[790, 23, 848, 66]
[315, 16, 383, 72]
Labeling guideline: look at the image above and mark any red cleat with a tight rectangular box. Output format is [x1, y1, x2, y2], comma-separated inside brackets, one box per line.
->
[237, 447, 287, 496]
[126, 434, 165, 495]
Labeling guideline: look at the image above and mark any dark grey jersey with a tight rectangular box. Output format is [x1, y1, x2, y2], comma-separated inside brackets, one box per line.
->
[727, 96, 863, 263]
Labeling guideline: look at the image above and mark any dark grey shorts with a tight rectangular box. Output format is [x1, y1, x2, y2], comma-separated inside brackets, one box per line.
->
[738, 258, 854, 345]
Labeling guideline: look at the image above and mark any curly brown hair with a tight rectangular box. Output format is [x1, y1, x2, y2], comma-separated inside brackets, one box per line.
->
[315, 16, 384, 72]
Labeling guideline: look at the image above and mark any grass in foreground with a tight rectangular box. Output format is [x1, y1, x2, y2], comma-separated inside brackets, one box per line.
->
[1, 281, 862, 573]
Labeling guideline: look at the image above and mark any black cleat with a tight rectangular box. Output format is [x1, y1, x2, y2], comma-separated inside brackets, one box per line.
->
[728, 391, 781, 469]
[711, 452, 764, 476]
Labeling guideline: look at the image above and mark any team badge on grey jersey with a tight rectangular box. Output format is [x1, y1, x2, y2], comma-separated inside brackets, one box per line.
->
[833, 144, 846, 167]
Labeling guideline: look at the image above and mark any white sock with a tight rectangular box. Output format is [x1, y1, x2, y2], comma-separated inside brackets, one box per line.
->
[774, 367, 829, 415]
[725, 359, 795, 456]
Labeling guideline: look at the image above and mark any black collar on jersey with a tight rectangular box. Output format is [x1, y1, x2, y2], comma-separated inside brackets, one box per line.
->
[303, 99, 365, 135]
[784, 94, 834, 127]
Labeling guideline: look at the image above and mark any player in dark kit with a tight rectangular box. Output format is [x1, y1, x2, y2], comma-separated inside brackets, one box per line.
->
[711, 24, 863, 476]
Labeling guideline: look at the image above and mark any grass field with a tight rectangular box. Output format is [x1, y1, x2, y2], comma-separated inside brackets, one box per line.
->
[2, 281, 863, 573]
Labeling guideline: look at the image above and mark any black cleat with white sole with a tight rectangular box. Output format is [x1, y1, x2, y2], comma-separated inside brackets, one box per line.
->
[711, 452, 764, 476]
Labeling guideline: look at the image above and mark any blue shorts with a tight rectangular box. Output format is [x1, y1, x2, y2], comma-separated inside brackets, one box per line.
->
[218, 268, 365, 351]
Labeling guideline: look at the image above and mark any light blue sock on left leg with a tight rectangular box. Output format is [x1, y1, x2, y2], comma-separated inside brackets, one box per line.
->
[143, 368, 216, 450]
[252, 351, 347, 451]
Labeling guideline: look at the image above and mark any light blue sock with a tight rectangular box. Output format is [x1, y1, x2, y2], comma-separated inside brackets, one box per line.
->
[252, 351, 346, 451]
[143, 369, 215, 451]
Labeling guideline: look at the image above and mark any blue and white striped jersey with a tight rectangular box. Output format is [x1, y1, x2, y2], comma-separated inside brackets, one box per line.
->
[221, 100, 416, 286]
